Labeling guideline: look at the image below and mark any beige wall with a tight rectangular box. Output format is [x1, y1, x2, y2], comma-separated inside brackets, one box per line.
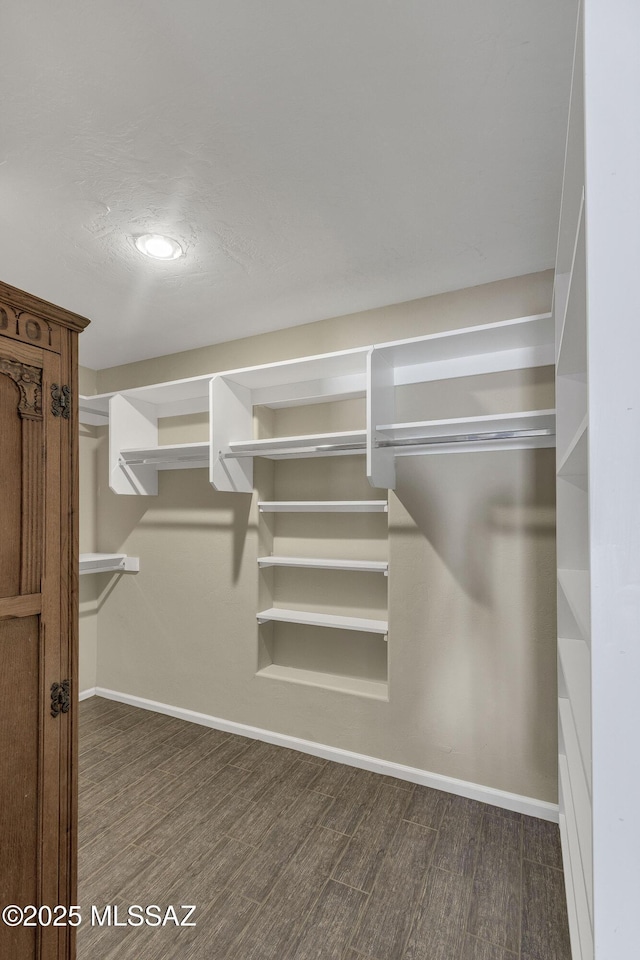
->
[85, 270, 558, 802]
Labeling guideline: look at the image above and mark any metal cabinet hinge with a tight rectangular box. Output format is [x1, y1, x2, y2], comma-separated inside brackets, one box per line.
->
[50, 680, 71, 718]
[51, 384, 71, 419]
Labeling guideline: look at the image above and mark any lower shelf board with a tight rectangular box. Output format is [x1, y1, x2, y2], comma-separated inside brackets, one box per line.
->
[256, 663, 388, 700]
[256, 607, 388, 635]
[257, 556, 388, 573]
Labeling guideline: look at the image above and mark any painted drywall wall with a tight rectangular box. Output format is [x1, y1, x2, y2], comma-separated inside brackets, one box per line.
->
[89, 270, 558, 801]
[78, 365, 99, 693]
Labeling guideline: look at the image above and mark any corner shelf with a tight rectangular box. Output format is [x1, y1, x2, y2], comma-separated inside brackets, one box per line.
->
[258, 556, 388, 574]
[79, 553, 140, 575]
[256, 607, 388, 635]
[258, 500, 388, 513]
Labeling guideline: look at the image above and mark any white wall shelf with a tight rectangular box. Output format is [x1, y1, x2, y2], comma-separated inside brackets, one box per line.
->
[256, 663, 388, 701]
[79, 553, 140, 575]
[373, 312, 553, 385]
[256, 607, 388, 635]
[258, 556, 388, 574]
[227, 430, 367, 461]
[258, 500, 388, 513]
[89, 313, 555, 495]
[375, 410, 555, 455]
[558, 636, 592, 787]
[119, 442, 210, 470]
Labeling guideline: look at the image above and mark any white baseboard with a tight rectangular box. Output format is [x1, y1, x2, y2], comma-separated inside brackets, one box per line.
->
[79, 687, 97, 701]
[91, 686, 558, 822]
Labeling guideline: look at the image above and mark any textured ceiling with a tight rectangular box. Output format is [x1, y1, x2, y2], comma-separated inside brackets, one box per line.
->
[1, 1, 575, 369]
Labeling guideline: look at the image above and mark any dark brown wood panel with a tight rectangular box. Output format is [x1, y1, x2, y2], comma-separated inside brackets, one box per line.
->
[0, 373, 23, 598]
[1, 283, 88, 960]
[0, 615, 40, 959]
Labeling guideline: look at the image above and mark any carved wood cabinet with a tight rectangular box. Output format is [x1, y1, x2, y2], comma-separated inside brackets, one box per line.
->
[0, 281, 89, 960]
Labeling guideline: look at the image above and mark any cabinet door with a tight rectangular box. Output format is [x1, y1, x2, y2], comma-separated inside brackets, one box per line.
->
[0, 335, 68, 960]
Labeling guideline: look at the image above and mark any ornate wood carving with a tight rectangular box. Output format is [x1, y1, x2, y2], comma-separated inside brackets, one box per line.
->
[0, 357, 42, 420]
[51, 383, 71, 419]
[50, 681, 71, 718]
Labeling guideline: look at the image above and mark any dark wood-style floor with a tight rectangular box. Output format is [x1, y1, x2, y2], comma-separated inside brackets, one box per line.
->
[78, 697, 571, 960]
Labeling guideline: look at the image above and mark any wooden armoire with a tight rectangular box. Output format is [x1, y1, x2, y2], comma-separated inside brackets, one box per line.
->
[0, 281, 89, 960]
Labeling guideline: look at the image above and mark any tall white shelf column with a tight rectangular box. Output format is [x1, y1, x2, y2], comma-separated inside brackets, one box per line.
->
[555, 2, 640, 958]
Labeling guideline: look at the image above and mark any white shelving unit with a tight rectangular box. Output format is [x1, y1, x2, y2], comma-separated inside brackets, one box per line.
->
[554, 11, 592, 959]
[257, 493, 390, 694]
[256, 607, 388, 635]
[557, 2, 640, 957]
[80, 313, 555, 495]
[366, 312, 555, 487]
[79, 553, 140, 575]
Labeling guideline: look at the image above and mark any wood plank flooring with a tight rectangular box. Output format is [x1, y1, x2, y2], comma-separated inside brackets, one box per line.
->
[77, 697, 571, 960]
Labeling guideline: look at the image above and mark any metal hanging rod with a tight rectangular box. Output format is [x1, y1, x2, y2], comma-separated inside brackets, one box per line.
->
[222, 427, 555, 459]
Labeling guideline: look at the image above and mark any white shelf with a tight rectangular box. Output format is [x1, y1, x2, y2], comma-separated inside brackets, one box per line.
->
[228, 430, 366, 460]
[376, 409, 555, 454]
[559, 699, 593, 917]
[559, 637, 592, 788]
[559, 759, 594, 960]
[119, 442, 210, 470]
[558, 568, 590, 641]
[256, 663, 388, 700]
[80, 374, 213, 424]
[258, 556, 388, 574]
[216, 346, 370, 408]
[258, 500, 388, 513]
[79, 553, 140, 575]
[557, 415, 588, 489]
[374, 313, 554, 385]
[256, 607, 388, 635]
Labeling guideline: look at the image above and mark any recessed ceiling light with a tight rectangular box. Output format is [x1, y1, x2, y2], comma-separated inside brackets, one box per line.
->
[134, 234, 184, 260]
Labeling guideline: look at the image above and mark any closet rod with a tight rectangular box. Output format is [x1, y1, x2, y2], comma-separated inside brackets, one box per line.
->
[222, 427, 554, 458]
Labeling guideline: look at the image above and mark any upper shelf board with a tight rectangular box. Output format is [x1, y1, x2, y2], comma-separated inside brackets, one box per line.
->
[80, 373, 214, 423]
[374, 313, 554, 384]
